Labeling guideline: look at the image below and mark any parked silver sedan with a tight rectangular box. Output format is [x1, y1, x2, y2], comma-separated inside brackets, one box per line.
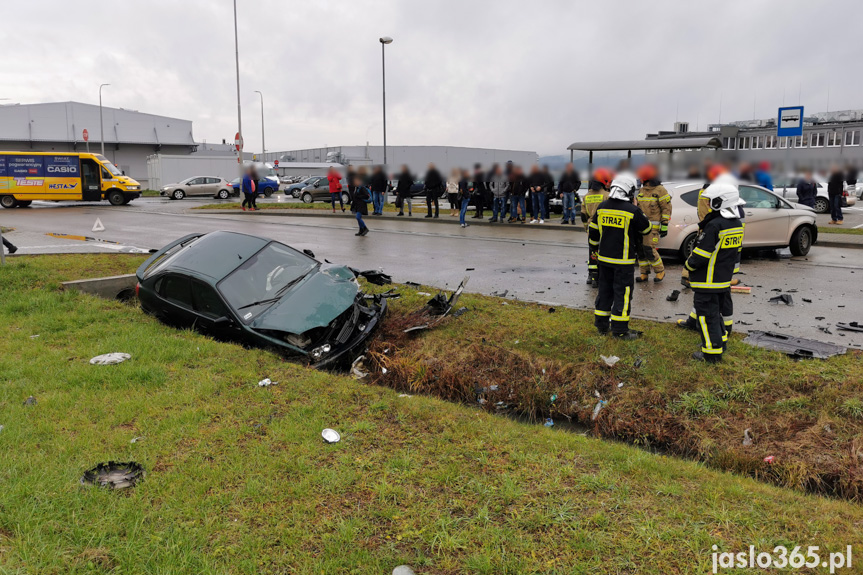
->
[657, 181, 818, 258]
[772, 175, 856, 213]
[160, 176, 235, 200]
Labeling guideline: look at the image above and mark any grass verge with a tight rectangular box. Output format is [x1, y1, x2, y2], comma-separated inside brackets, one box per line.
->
[1, 255, 861, 574]
[818, 226, 863, 235]
[365, 284, 863, 501]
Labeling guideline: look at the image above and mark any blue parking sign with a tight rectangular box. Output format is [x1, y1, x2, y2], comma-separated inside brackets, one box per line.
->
[777, 106, 804, 137]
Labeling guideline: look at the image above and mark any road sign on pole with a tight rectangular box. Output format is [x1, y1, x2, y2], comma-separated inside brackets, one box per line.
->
[234, 132, 243, 152]
[83, 129, 90, 153]
[777, 106, 804, 137]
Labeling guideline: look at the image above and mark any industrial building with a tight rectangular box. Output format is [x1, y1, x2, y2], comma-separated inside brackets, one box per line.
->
[272, 145, 539, 175]
[0, 102, 198, 188]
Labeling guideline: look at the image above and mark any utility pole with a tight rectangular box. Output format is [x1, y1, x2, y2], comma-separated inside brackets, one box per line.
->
[379, 36, 393, 165]
[99, 83, 110, 156]
[233, 0, 243, 174]
[255, 90, 265, 161]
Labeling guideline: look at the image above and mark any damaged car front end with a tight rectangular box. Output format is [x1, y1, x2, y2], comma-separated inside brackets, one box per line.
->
[135, 231, 386, 370]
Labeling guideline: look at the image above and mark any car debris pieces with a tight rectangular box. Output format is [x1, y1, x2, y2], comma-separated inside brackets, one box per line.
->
[403, 277, 470, 333]
[743, 330, 846, 359]
[90, 353, 131, 365]
[600, 355, 620, 367]
[350, 268, 393, 286]
[666, 290, 680, 302]
[321, 428, 341, 443]
[80, 461, 145, 489]
[837, 322, 863, 333]
[768, 294, 794, 305]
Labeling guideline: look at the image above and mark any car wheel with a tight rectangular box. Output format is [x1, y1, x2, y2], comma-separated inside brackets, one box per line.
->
[302, 192, 313, 204]
[216, 189, 230, 199]
[813, 197, 829, 214]
[292, 190, 301, 198]
[341, 192, 351, 204]
[1, 195, 19, 209]
[172, 189, 185, 200]
[108, 190, 126, 206]
[679, 232, 697, 260]
[264, 188, 273, 198]
[789, 225, 813, 256]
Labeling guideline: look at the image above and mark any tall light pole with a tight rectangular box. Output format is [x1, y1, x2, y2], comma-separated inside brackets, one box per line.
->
[255, 90, 265, 161]
[379, 36, 393, 166]
[233, 0, 243, 174]
[99, 83, 110, 156]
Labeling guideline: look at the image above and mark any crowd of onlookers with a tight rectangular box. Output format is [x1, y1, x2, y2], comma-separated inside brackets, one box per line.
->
[314, 159, 860, 237]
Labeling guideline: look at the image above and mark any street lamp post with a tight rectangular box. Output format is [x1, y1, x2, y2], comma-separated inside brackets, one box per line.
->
[99, 83, 110, 156]
[233, 0, 244, 175]
[255, 90, 265, 162]
[379, 36, 393, 166]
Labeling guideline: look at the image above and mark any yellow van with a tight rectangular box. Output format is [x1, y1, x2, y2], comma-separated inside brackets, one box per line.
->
[0, 152, 142, 208]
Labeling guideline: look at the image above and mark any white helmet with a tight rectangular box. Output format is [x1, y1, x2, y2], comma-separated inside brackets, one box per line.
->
[608, 172, 639, 201]
[702, 174, 746, 219]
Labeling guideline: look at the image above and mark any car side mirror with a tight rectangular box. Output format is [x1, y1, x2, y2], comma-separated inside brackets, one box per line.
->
[213, 316, 233, 327]
[303, 249, 316, 258]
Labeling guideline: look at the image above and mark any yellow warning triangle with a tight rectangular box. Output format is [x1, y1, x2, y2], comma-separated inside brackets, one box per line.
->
[92, 218, 105, 232]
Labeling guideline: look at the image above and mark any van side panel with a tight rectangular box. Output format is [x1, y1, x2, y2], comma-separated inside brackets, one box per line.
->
[0, 153, 83, 201]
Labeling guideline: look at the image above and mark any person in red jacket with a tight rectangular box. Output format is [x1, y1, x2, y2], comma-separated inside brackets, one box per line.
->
[327, 167, 345, 213]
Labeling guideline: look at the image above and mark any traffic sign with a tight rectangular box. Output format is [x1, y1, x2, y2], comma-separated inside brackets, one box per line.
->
[234, 132, 243, 151]
[274, 159, 279, 167]
[83, 129, 89, 142]
[777, 106, 804, 137]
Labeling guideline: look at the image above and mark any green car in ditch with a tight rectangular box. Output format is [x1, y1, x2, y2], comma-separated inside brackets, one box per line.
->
[135, 231, 386, 369]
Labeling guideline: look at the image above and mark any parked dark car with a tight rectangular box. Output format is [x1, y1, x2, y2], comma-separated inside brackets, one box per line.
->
[299, 177, 351, 204]
[135, 231, 386, 368]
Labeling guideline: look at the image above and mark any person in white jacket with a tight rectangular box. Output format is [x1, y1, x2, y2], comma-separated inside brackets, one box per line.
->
[446, 168, 460, 217]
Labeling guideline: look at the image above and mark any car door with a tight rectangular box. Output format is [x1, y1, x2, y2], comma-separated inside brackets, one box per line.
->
[155, 273, 198, 327]
[186, 177, 207, 196]
[738, 185, 789, 247]
[191, 279, 240, 339]
[202, 177, 219, 196]
[311, 177, 329, 200]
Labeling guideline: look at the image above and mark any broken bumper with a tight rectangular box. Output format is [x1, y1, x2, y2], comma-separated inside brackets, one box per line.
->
[313, 295, 388, 370]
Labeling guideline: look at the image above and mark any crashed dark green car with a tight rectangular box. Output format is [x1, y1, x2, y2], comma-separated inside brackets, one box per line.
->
[135, 231, 387, 368]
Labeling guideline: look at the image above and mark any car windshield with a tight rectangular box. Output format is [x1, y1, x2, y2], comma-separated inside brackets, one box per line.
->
[94, 155, 123, 176]
[218, 242, 317, 320]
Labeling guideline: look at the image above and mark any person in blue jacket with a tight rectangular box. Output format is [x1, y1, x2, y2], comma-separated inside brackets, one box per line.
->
[754, 161, 773, 190]
[241, 167, 256, 211]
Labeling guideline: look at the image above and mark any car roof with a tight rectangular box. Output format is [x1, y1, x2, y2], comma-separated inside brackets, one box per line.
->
[162, 231, 270, 280]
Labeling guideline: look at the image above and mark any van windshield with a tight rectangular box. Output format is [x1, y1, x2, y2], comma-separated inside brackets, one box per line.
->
[94, 155, 123, 176]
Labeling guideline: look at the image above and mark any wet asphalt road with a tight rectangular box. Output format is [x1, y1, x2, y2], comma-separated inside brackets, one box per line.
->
[3, 196, 863, 349]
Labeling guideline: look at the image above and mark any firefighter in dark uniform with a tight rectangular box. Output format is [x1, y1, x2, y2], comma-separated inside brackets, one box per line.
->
[589, 173, 652, 340]
[683, 175, 746, 363]
[581, 167, 614, 287]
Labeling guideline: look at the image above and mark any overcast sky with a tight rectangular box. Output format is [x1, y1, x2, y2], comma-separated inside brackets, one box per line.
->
[2, 0, 861, 156]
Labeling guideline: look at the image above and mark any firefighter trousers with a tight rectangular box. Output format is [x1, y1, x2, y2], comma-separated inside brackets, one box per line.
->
[638, 229, 665, 275]
[693, 290, 733, 360]
[594, 264, 634, 334]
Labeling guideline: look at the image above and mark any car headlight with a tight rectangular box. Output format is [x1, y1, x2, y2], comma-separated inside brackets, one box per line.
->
[310, 343, 332, 360]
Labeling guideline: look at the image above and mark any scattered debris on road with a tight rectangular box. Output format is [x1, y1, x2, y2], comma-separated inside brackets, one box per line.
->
[837, 322, 863, 333]
[80, 461, 144, 489]
[768, 294, 794, 305]
[666, 290, 680, 302]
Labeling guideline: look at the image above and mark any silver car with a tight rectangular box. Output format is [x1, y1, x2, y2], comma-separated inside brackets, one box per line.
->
[772, 175, 856, 214]
[160, 176, 234, 200]
[657, 181, 818, 258]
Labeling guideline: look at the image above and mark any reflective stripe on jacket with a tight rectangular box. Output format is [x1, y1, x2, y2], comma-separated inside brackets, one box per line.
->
[588, 198, 652, 266]
[685, 213, 744, 291]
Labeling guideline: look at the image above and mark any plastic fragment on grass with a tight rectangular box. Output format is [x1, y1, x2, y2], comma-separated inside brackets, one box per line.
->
[591, 399, 608, 421]
[600, 355, 620, 367]
[452, 307, 468, 318]
[763, 455, 775, 464]
[398, 394, 412, 398]
[80, 461, 144, 490]
[130, 436, 145, 444]
[90, 353, 131, 365]
[351, 356, 369, 380]
[634, 357, 645, 368]
[321, 429, 341, 444]
[544, 418, 554, 427]
[416, 292, 432, 296]
[393, 566, 416, 575]
[743, 428, 753, 446]
[258, 378, 277, 387]
[617, 382, 624, 388]
[23, 396, 36, 406]
[743, 331, 846, 359]
[29, 334, 39, 339]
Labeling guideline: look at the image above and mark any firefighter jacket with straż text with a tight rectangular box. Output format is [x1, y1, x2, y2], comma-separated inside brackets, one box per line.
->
[588, 198, 652, 266]
[684, 212, 744, 291]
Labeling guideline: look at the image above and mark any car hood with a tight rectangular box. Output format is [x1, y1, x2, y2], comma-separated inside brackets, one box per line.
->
[250, 264, 359, 334]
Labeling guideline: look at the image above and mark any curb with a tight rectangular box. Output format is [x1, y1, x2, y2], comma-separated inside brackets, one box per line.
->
[191, 209, 588, 233]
